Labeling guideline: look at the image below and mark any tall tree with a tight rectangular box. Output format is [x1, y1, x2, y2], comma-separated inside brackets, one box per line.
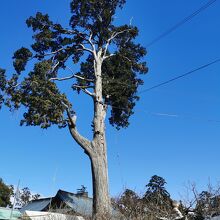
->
[144, 175, 173, 219]
[1, 0, 147, 218]
[0, 178, 13, 207]
[144, 175, 170, 199]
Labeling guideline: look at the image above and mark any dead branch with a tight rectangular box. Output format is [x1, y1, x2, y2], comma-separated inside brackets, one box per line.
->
[103, 28, 132, 58]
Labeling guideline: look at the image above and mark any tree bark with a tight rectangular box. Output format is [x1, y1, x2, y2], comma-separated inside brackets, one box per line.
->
[69, 51, 111, 219]
[69, 117, 111, 219]
[90, 52, 111, 219]
[90, 142, 111, 219]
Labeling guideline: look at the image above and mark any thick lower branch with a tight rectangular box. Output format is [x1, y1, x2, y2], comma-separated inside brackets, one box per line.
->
[65, 108, 93, 156]
[69, 125, 93, 156]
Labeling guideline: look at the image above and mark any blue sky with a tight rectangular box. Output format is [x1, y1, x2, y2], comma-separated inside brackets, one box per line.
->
[0, 0, 219, 201]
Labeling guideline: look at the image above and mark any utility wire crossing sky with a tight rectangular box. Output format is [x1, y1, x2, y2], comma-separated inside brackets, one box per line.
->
[0, 0, 219, 200]
[146, 0, 218, 47]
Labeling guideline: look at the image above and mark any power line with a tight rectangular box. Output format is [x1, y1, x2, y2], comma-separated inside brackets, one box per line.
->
[104, 58, 220, 93]
[139, 58, 220, 94]
[90, 59, 220, 123]
[106, 102, 220, 125]
[145, 110, 220, 124]
[146, 0, 218, 47]
[104, 58, 220, 124]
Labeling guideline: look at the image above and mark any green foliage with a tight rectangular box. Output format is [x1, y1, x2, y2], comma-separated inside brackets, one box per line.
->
[143, 175, 173, 219]
[145, 175, 170, 198]
[75, 25, 147, 128]
[0, 178, 13, 207]
[70, 0, 126, 42]
[4, 0, 147, 129]
[13, 47, 33, 74]
[0, 68, 6, 109]
[7, 61, 70, 128]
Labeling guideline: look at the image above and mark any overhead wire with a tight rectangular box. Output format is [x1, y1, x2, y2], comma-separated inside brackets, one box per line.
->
[64, 1, 220, 124]
[139, 58, 220, 94]
[104, 58, 220, 97]
[144, 110, 220, 124]
[146, 0, 218, 47]
[103, 58, 220, 124]
[104, 58, 220, 94]
[107, 105, 220, 125]
[107, 0, 220, 190]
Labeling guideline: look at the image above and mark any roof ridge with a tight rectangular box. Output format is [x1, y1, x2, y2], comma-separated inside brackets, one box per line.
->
[57, 189, 76, 195]
[31, 197, 53, 201]
[57, 189, 93, 200]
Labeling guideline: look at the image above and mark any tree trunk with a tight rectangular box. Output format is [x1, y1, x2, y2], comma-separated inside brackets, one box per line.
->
[69, 51, 111, 219]
[90, 142, 111, 219]
[69, 120, 111, 219]
[91, 53, 111, 219]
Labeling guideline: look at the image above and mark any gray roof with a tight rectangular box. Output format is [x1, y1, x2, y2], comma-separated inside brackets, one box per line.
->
[20, 197, 52, 213]
[57, 190, 121, 218]
[57, 190, 92, 216]
[21, 189, 120, 218]
[20, 190, 92, 216]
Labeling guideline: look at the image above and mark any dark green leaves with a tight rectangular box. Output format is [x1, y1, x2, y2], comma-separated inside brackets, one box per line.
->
[102, 54, 140, 128]
[13, 47, 33, 74]
[4, 0, 147, 130]
[26, 12, 84, 66]
[145, 175, 170, 197]
[11, 61, 70, 129]
[0, 68, 6, 89]
[76, 25, 148, 129]
[26, 12, 53, 31]
[0, 178, 13, 207]
[27, 13, 61, 55]
[0, 68, 6, 109]
[144, 175, 171, 204]
[70, 0, 126, 43]
[144, 175, 173, 217]
[101, 26, 147, 129]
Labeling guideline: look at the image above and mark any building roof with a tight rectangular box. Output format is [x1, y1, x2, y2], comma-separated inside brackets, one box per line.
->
[20, 197, 52, 213]
[56, 190, 92, 216]
[20, 190, 93, 216]
[0, 207, 21, 220]
[55, 190, 121, 218]
[21, 189, 120, 218]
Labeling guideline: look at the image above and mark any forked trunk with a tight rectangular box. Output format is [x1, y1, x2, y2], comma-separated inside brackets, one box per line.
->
[69, 52, 112, 219]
